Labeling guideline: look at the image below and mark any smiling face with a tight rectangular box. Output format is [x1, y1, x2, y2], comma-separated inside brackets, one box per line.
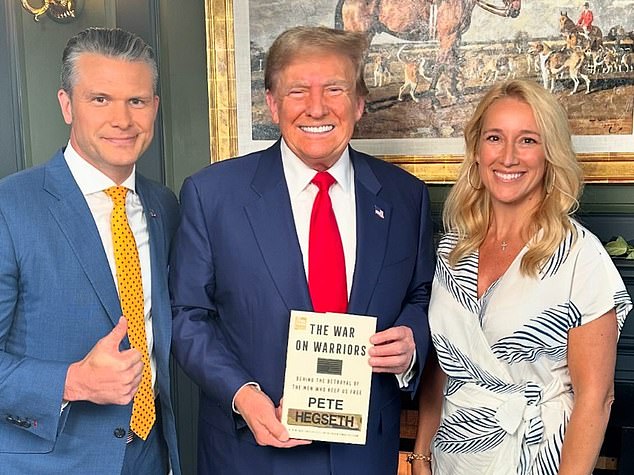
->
[265, 51, 365, 171]
[57, 53, 159, 184]
[477, 97, 547, 213]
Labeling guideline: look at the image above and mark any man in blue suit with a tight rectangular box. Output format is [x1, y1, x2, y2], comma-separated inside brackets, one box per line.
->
[170, 26, 435, 474]
[0, 28, 180, 474]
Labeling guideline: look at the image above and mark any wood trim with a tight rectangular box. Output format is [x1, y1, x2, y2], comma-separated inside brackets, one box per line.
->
[0, 0, 25, 177]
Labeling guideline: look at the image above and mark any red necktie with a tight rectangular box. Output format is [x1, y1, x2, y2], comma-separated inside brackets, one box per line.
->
[308, 172, 347, 313]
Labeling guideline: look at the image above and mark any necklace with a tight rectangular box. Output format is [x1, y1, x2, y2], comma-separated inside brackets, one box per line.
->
[500, 241, 508, 251]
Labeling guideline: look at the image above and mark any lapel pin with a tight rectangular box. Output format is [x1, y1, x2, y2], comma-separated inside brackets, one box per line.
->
[149, 209, 158, 218]
[374, 206, 384, 219]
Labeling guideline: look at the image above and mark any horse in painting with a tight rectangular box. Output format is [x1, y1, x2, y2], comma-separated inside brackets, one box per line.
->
[559, 11, 602, 51]
[334, 0, 522, 103]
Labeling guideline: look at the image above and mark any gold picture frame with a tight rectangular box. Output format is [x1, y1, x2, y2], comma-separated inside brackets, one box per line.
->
[204, 0, 634, 183]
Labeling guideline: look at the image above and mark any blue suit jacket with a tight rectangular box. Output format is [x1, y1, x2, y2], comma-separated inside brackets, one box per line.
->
[170, 142, 435, 475]
[0, 151, 181, 475]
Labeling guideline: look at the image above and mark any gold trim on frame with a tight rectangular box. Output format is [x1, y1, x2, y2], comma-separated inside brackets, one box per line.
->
[205, 0, 238, 163]
[205, 0, 634, 183]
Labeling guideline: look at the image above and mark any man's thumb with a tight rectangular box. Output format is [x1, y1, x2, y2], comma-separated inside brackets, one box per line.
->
[104, 316, 128, 349]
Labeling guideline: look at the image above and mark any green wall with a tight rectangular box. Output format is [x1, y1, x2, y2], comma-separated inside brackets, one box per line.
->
[427, 184, 634, 219]
[158, 0, 211, 192]
[581, 185, 634, 214]
[17, 0, 116, 167]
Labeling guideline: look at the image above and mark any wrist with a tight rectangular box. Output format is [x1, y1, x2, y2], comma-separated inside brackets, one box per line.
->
[233, 383, 261, 414]
[407, 452, 432, 464]
[63, 362, 82, 402]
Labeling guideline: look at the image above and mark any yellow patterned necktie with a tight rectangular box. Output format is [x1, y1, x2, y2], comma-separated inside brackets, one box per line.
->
[104, 186, 155, 440]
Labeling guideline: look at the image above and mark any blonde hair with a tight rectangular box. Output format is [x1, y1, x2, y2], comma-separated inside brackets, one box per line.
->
[443, 79, 583, 276]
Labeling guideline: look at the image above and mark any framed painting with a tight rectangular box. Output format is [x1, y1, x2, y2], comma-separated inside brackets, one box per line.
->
[204, 0, 634, 183]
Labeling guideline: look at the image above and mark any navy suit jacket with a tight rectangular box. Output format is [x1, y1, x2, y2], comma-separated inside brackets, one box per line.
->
[170, 142, 435, 475]
[0, 151, 181, 475]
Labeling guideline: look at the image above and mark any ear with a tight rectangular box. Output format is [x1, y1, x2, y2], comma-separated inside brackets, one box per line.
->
[265, 90, 280, 124]
[153, 95, 160, 118]
[57, 89, 73, 125]
[354, 96, 365, 122]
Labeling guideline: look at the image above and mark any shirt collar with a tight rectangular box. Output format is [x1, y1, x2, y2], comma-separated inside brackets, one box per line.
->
[63, 141, 136, 196]
[280, 138, 353, 199]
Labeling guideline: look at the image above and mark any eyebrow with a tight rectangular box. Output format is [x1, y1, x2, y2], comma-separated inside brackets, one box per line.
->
[83, 90, 154, 100]
[482, 127, 541, 136]
[285, 79, 351, 88]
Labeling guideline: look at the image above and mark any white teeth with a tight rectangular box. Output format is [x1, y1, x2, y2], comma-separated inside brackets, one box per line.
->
[495, 171, 523, 181]
[300, 125, 333, 133]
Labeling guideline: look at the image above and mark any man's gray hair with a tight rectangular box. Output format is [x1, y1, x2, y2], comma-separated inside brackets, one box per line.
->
[60, 27, 158, 94]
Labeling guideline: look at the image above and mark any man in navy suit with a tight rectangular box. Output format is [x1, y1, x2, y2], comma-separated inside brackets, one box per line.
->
[0, 28, 180, 474]
[170, 26, 435, 474]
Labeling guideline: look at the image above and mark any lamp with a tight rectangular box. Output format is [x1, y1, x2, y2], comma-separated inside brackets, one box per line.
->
[21, 0, 83, 23]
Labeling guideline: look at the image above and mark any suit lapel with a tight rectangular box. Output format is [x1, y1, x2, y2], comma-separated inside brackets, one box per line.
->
[348, 150, 391, 315]
[43, 152, 122, 326]
[244, 143, 312, 312]
[136, 177, 170, 364]
[136, 177, 166, 279]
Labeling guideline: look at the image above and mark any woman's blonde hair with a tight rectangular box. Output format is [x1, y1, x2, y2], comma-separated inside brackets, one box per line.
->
[443, 79, 583, 276]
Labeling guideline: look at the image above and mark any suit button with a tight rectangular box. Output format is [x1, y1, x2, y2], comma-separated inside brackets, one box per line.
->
[114, 428, 126, 438]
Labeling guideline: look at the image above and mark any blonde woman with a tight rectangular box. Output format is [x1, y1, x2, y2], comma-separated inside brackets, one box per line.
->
[411, 79, 631, 475]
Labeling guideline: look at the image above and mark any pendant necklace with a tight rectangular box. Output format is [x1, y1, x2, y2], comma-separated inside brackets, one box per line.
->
[500, 241, 508, 251]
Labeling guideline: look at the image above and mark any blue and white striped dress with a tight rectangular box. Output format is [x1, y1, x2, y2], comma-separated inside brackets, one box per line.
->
[429, 220, 632, 475]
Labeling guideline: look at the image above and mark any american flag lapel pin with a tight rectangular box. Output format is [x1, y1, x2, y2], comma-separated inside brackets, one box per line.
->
[374, 205, 384, 219]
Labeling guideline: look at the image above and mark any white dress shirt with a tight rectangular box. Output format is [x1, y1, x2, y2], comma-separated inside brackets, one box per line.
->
[64, 142, 157, 390]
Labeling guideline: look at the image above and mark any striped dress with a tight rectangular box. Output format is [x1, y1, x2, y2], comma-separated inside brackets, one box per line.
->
[428, 219, 632, 475]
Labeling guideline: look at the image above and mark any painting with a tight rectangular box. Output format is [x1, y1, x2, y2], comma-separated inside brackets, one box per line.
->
[205, 0, 634, 182]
